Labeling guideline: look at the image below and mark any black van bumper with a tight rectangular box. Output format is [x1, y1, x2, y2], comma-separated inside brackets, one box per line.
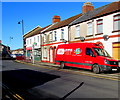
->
[100, 65, 119, 72]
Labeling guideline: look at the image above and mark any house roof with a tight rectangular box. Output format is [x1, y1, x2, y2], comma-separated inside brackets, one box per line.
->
[23, 26, 42, 39]
[11, 48, 23, 51]
[70, 1, 120, 25]
[43, 13, 82, 32]
[23, 25, 51, 39]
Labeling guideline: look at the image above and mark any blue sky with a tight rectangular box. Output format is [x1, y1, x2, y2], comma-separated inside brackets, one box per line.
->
[2, 1, 113, 50]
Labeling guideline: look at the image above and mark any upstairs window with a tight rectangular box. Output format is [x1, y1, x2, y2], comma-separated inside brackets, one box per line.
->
[87, 22, 93, 36]
[97, 19, 103, 34]
[49, 32, 53, 41]
[61, 29, 64, 39]
[54, 31, 57, 41]
[34, 37, 36, 42]
[75, 25, 80, 37]
[30, 39, 32, 44]
[43, 34, 46, 42]
[113, 14, 120, 31]
[37, 36, 39, 42]
[27, 40, 29, 45]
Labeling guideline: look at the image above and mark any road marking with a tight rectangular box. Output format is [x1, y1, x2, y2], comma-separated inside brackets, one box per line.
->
[13, 94, 24, 100]
[15, 60, 120, 81]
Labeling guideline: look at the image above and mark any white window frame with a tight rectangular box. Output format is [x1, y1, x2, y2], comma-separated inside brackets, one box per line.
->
[37, 36, 39, 42]
[27, 39, 29, 45]
[30, 39, 32, 44]
[53, 31, 57, 41]
[75, 25, 80, 37]
[43, 34, 46, 42]
[113, 14, 120, 31]
[87, 22, 93, 35]
[97, 19, 103, 34]
[34, 37, 36, 42]
[44, 48, 47, 58]
[61, 29, 64, 39]
[49, 32, 53, 41]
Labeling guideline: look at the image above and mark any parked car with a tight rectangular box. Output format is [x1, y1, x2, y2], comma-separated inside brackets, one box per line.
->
[10, 54, 16, 59]
[10, 54, 24, 60]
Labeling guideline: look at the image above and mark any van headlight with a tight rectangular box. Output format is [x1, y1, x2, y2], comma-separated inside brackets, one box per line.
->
[104, 59, 109, 64]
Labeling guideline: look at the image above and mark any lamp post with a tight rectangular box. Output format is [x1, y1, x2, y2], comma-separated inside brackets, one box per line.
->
[32, 42, 37, 64]
[18, 20, 25, 55]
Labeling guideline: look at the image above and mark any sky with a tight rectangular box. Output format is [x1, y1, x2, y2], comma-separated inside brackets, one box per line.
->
[1, 1, 116, 50]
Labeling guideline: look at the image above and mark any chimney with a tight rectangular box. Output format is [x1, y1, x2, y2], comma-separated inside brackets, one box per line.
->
[82, 2, 94, 14]
[52, 15, 61, 23]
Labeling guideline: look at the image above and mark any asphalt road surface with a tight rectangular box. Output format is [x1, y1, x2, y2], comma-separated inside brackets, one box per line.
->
[1, 60, 119, 100]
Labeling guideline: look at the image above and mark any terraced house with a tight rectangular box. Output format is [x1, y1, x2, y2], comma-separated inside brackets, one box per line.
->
[23, 26, 42, 61]
[69, 1, 120, 60]
[41, 1, 120, 63]
[41, 14, 82, 63]
[23, 1, 120, 63]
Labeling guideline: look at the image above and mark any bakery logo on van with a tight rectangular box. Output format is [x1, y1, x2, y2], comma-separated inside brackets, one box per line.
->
[57, 49, 64, 55]
[74, 48, 82, 54]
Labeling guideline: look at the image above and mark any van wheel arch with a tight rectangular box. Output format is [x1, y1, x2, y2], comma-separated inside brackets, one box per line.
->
[92, 64, 101, 74]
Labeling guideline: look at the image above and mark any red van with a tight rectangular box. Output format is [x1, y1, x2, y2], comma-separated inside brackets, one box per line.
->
[55, 43, 120, 73]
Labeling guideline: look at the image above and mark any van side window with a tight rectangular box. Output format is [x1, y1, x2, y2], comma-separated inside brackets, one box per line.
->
[86, 48, 94, 57]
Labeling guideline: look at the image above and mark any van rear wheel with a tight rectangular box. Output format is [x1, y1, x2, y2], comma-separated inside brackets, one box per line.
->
[60, 62, 65, 69]
[92, 64, 100, 74]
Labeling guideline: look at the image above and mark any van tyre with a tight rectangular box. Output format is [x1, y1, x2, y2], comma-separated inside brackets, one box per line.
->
[60, 62, 65, 69]
[92, 64, 100, 74]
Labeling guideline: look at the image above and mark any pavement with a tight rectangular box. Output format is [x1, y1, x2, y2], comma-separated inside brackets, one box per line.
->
[15, 59, 59, 68]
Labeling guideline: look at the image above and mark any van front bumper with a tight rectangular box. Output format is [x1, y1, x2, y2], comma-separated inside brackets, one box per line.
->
[100, 65, 119, 72]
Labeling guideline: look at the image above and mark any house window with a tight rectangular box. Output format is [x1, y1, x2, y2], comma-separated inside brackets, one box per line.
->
[61, 29, 64, 39]
[30, 39, 32, 44]
[49, 32, 53, 41]
[75, 25, 80, 37]
[44, 48, 47, 58]
[34, 37, 36, 42]
[97, 19, 103, 34]
[113, 14, 120, 31]
[87, 22, 93, 36]
[43, 34, 46, 42]
[27, 40, 29, 45]
[38, 36, 39, 42]
[54, 31, 57, 41]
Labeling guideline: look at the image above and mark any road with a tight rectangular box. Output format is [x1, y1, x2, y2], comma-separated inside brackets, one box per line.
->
[1, 60, 119, 100]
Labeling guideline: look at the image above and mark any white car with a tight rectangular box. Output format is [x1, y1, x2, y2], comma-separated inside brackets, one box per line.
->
[10, 54, 16, 59]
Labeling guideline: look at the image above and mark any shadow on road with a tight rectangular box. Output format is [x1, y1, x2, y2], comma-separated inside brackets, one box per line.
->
[2, 69, 60, 90]
[2, 69, 60, 99]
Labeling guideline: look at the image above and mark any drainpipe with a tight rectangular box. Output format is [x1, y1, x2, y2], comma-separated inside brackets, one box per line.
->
[68, 24, 71, 43]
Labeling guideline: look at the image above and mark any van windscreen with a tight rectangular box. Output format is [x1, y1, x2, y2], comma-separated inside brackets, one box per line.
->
[93, 48, 111, 57]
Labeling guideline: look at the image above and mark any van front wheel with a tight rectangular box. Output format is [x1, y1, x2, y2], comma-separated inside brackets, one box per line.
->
[92, 64, 100, 74]
[60, 62, 65, 69]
